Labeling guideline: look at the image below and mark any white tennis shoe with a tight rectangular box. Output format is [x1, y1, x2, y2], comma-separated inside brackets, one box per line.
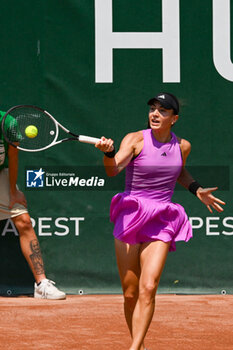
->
[34, 279, 66, 300]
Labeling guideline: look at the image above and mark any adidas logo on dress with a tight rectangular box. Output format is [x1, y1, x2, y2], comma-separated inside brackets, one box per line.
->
[161, 152, 167, 156]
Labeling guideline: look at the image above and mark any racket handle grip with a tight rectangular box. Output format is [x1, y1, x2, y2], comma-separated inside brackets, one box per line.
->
[79, 135, 101, 144]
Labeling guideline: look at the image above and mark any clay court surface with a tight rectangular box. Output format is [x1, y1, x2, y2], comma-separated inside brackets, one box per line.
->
[0, 294, 232, 350]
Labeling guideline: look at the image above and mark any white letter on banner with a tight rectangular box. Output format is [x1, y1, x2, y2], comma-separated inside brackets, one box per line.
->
[38, 217, 52, 236]
[1, 219, 18, 236]
[95, 0, 180, 83]
[206, 217, 220, 236]
[213, 0, 233, 81]
[189, 217, 203, 230]
[222, 217, 233, 235]
[54, 218, 70, 236]
[70, 217, 85, 236]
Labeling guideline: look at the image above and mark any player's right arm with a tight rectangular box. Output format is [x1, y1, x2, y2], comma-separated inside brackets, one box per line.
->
[95, 132, 142, 177]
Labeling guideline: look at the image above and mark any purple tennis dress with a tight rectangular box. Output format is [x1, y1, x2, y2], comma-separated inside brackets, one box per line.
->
[110, 129, 192, 251]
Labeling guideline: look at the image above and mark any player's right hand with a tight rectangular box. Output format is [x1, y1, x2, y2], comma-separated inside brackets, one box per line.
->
[95, 136, 114, 153]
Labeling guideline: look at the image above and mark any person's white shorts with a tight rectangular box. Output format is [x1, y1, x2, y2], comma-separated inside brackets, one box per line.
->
[0, 168, 28, 220]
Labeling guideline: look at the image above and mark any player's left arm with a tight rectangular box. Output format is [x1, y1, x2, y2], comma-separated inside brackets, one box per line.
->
[177, 137, 225, 213]
[8, 144, 27, 209]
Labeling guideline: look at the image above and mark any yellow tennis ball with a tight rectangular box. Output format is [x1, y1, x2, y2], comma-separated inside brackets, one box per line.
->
[25, 125, 38, 138]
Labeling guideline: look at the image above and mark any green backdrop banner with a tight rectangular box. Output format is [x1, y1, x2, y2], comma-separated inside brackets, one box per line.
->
[0, 0, 232, 295]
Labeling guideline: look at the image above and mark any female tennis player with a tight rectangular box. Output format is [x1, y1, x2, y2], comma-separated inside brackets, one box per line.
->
[95, 92, 225, 350]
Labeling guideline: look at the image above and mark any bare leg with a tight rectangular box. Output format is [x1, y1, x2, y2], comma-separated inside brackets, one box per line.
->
[129, 240, 171, 350]
[12, 213, 46, 284]
[114, 239, 145, 350]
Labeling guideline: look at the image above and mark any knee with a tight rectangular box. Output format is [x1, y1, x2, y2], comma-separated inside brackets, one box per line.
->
[13, 214, 33, 233]
[123, 289, 139, 312]
[139, 281, 158, 304]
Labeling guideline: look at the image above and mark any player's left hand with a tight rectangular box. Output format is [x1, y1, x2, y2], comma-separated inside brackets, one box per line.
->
[9, 189, 27, 209]
[196, 187, 225, 213]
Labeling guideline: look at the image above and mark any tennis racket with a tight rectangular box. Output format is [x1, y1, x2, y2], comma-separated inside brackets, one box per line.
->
[1, 105, 101, 152]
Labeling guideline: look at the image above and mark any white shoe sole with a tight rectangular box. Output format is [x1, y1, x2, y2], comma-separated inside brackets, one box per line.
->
[34, 292, 66, 300]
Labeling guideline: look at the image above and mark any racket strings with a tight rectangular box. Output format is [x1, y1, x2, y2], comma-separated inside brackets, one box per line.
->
[3, 107, 57, 150]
